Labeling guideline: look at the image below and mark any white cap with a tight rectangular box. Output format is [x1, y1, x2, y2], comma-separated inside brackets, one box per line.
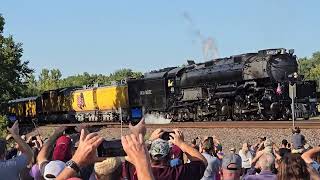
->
[43, 160, 66, 180]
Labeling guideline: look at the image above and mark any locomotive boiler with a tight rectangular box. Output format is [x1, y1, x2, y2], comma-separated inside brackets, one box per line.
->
[128, 48, 317, 121]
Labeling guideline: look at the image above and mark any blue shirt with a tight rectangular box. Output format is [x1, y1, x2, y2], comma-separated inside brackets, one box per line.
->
[201, 152, 221, 180]
[310, 161, 320, 173]
[0, 154, 28, 180]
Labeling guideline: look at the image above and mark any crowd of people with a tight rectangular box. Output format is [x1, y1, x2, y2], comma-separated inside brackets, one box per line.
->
[0, 119, 320, 180]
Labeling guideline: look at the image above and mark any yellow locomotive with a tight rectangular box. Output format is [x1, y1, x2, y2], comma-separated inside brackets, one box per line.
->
[5, 84, 129, 123]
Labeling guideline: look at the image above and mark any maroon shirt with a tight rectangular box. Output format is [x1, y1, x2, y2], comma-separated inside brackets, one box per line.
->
[129, 161, 206, 180]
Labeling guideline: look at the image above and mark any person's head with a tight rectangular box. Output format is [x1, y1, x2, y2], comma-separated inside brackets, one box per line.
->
[263, 139, 273, 153]
[292, 127, 301, 134]
[149, 139, 170, 164]
[222, 153, 242, 180]
[202, 138, 214, 153]
[281, 139, 288, 147]
[43, 160, 66, 180]
[241, 143, 249, 152]
[0, 139, 7, 159]
[277, 153, 310, 180]
[259, 136, 266, 143]
[53, 135, 72, 162]
[191, 139, 197, 148]
[94, 157, 122, 180]
[256, 153, 275, 171]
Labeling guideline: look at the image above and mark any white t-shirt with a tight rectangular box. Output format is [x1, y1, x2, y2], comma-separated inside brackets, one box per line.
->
[238, 150, 253, 169]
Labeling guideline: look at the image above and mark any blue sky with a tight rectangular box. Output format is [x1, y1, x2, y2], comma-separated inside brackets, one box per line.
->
[1, 1, 319, 77]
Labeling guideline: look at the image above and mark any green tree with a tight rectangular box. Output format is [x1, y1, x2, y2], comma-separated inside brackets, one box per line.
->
[298, 51, 320, 80]
[38, 68, 62, 91]
[0, 15, 33, 102]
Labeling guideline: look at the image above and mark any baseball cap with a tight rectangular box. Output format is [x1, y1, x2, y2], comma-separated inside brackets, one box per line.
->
[94, 157, 121, 178]
[43, 160, 66, 180]
[149, 139, 170, 160]
[53, 135, 72, 162]
[170, 144, 182, 158]
[222, 153, 242, 171]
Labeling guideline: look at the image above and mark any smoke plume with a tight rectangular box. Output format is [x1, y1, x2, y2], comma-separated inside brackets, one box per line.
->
[144, 114, 171, 124]
[182, 11, 219, 60]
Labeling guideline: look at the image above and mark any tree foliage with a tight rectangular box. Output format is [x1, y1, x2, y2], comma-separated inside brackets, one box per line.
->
[25, 68, 142, 94]
[298, 51, 320, 80]
[0, 14, 33, 102]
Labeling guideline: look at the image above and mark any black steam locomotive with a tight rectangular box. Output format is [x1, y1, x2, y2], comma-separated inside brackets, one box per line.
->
[128, 48, 318, 121]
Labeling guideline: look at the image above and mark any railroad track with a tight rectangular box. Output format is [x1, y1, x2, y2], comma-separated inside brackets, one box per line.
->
[29, 119, 320, 129]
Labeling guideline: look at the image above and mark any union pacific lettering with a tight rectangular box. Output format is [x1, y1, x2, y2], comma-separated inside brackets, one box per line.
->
[140, 90, 152, 95]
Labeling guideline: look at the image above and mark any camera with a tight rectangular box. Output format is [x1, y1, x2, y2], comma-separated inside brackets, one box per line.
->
[97, 139, 126, 157]
[161, 131, 174, 141]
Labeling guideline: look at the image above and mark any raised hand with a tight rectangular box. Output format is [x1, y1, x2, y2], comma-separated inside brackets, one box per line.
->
[129, 118, 146, 137]
[148, 128, 164, 141]
[121, 133, 154, 180]
[7, 121, 19, 135]
[71, 129, 103, 167]
[169, 129, 184, 146]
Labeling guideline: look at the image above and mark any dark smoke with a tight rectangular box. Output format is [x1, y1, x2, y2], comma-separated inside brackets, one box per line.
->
[182, 11, 219, 60]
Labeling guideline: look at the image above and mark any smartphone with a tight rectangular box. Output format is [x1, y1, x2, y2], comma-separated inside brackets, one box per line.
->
[97, 139, 127, 157]
[161, 131, 174, 141]
[130, 107, 143, 126]
[64, 126, 77, 134]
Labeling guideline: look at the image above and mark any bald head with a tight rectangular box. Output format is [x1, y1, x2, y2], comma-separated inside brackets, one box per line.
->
[257, 153, 275, 170]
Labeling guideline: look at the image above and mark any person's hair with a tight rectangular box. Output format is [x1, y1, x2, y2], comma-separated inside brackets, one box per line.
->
[95, 163, 122, 180]
[281, 139, 288, 146]
[202, 139, 214, 153]
[277, 153, 310, 180]
[258, 153, 275, 170]
[292, 127, 301, 134]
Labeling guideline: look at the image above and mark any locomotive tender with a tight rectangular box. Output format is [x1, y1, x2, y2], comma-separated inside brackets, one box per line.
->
[2, 48, 318, 123]
[128, 48, 317, 121]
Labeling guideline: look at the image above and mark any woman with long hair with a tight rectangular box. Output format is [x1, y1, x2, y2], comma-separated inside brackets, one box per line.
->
[277, 153, 319, 180]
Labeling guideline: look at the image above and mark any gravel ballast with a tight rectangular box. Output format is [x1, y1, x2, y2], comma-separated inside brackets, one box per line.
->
[28, 126, 320, 152]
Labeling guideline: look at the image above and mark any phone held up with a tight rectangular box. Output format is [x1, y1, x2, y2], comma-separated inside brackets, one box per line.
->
[97, 139, 126, 157]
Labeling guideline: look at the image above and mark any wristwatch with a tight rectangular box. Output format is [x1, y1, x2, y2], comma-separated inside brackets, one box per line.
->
[66, 160, 80, 173]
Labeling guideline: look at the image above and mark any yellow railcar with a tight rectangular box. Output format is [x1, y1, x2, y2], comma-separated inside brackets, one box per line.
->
[38, 88, 75, 121]
[7, 97, 37, 121]
[71, 85, 128, 122]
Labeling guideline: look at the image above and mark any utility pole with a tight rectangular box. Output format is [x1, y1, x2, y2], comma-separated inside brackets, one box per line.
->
[289, 83, 296, 128]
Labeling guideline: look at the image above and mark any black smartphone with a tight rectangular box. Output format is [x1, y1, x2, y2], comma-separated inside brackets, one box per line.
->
[161, 131, 174, 141]
[97, 139, 126, 157]
[64, 126, 78, 134]
[130, 107, 143, 126]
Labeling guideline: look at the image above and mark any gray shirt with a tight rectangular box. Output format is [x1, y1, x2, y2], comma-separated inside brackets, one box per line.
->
[201, 152, 221, 180]
[292, 133, 305, 149]
[0, 154, 28, 180]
